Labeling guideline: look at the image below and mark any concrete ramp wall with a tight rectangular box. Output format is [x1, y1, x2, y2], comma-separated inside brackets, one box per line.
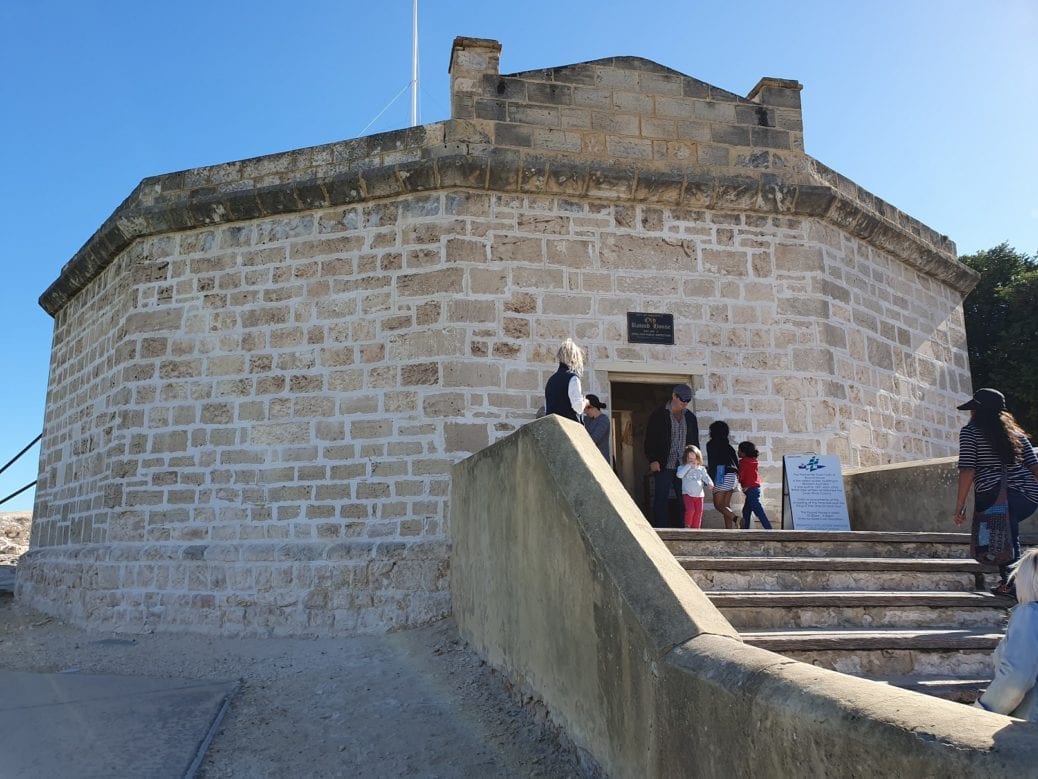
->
[451, 416, 1038, 777]
[846, 456, 1038, 542]
[845, 456, 961, 533]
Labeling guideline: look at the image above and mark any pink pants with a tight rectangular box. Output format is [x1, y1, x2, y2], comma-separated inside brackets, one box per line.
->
[682, 495, 704, 529]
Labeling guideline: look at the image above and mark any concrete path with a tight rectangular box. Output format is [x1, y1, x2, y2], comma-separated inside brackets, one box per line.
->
[0, 582, 583, 776]
[0, 669, 237, 778]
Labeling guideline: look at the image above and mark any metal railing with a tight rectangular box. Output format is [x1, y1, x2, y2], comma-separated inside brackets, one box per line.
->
[0, 434, 41, 507]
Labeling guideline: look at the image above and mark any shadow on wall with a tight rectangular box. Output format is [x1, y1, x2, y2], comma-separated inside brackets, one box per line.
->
[450, 416, 1038, 776]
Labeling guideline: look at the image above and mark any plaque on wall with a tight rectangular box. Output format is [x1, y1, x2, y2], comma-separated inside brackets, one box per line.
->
[626, 312, 674, 345]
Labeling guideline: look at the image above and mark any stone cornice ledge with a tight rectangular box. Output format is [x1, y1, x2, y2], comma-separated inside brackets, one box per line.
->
[40, 142, 978, 315]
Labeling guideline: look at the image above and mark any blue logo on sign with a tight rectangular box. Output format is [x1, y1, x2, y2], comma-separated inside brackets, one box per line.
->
[798, 456, 825, 472]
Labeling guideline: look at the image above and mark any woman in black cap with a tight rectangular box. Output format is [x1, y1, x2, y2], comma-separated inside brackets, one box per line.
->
[953, 388, 1038, 596]
[582, 394, 610, 462]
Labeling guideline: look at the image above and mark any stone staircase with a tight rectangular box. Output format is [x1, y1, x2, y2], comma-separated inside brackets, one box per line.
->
[659, 529, 1014, 702]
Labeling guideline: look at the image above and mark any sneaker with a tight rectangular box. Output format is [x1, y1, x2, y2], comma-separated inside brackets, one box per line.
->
[991, 582, 1017, 599]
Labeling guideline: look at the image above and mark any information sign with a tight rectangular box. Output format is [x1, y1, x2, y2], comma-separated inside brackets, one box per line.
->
[781, 454, 851, 531]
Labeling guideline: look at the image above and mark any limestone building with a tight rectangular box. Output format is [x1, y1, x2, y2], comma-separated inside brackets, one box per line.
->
[21, 37, 977, 635]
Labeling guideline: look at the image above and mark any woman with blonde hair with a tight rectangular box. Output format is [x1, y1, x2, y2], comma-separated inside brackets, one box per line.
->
[544, 338, 586, 423]
[975, 549, 1038, 719]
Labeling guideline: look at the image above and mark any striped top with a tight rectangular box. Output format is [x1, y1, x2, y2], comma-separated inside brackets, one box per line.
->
[958, 423, 1038, 500]
[666, 408, 687, 470]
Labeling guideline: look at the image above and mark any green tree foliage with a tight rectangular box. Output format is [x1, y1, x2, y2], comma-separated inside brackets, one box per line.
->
[960, 243, 1038, 437]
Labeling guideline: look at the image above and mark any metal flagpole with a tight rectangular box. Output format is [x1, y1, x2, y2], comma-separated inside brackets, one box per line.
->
[411, 0, 419, 126]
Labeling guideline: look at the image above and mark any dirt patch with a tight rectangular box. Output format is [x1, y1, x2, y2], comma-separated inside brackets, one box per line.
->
[0, 597, 586, 777]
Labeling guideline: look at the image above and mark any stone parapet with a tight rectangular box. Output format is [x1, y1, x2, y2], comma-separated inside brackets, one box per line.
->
[40, 140, 974, 316]
[846, 456, 1038, 536]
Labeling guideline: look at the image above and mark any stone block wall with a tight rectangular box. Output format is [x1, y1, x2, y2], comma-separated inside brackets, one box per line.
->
[24, 182, 970, 633]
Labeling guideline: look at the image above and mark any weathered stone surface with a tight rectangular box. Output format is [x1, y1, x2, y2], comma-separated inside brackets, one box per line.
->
[599, 233, 696, 270]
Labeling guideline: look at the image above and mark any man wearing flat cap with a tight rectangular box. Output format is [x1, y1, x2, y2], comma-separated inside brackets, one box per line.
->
[644, 384, 700, 528]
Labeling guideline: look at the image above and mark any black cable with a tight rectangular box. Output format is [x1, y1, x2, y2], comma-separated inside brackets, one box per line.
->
[0, 434, 42, 478]
[0, 480, 36, 507]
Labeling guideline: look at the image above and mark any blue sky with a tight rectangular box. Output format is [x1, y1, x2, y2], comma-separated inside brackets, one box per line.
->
[1, 1, 1035, 511]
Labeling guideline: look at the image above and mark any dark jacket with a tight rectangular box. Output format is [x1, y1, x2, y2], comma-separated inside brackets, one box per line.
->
[644, 405, 699, 468]
[545, 363, 579, 422]
[706, 438, 738, 476]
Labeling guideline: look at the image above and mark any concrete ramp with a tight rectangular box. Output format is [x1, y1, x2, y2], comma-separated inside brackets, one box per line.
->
[451, 415, 1038, 776]
[0, 670, 237, 778]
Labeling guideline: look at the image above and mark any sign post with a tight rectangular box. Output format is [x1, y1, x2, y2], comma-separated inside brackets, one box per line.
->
[780, 454, 851, 531]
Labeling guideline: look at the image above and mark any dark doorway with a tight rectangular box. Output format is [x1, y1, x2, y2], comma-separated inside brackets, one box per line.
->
[609, 381, 688, 526]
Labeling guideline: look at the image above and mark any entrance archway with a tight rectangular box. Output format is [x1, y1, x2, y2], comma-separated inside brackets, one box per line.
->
[587, 361, 705, 522]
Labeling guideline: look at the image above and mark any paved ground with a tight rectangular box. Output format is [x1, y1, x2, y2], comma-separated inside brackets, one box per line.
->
[0, 576, 584, 778]
[0, 669, 237, 778]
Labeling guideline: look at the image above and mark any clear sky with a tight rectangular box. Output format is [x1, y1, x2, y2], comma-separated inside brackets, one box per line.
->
[1, 1, 1035, 511]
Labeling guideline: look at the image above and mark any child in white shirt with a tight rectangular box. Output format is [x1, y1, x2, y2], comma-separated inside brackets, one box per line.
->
[675, 445, 714, 529]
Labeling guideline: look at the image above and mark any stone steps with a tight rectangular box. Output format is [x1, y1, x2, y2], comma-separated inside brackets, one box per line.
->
[710, 590, 1008, 630]
[659, 529, 973, 559]
[679, 556, 990, 593]
[740, 626, 1002, 652]
[871, 674, 990, 704]
[660, 529, 1010, 702]
[782, 646, 995, 679]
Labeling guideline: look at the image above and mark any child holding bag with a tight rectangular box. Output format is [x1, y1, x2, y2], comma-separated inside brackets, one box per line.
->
[676, 445, 714, 529]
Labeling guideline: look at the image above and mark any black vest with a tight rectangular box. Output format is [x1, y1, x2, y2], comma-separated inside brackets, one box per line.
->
[545, 363, 579, 422]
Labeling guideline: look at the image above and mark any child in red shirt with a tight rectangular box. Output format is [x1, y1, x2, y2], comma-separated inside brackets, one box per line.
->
[737, 441, 773, 530]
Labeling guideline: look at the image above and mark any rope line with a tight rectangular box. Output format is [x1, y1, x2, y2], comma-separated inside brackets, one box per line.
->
[358, 81, 413, 137]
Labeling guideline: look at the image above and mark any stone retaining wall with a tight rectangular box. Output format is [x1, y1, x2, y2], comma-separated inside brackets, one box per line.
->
[18, 540, 447, 635]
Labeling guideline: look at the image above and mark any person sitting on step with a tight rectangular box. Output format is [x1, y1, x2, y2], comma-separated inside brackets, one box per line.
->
[975, 549, 1038, 719]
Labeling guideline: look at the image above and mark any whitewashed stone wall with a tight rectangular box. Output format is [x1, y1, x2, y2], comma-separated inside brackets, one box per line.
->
[20, 36, 975, 636]
[22, 187, 970, 634]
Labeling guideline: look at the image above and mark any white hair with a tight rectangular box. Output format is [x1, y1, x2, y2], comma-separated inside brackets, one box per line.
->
[556, 338, 584, 376]
[1009, 549, 1038, 604]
